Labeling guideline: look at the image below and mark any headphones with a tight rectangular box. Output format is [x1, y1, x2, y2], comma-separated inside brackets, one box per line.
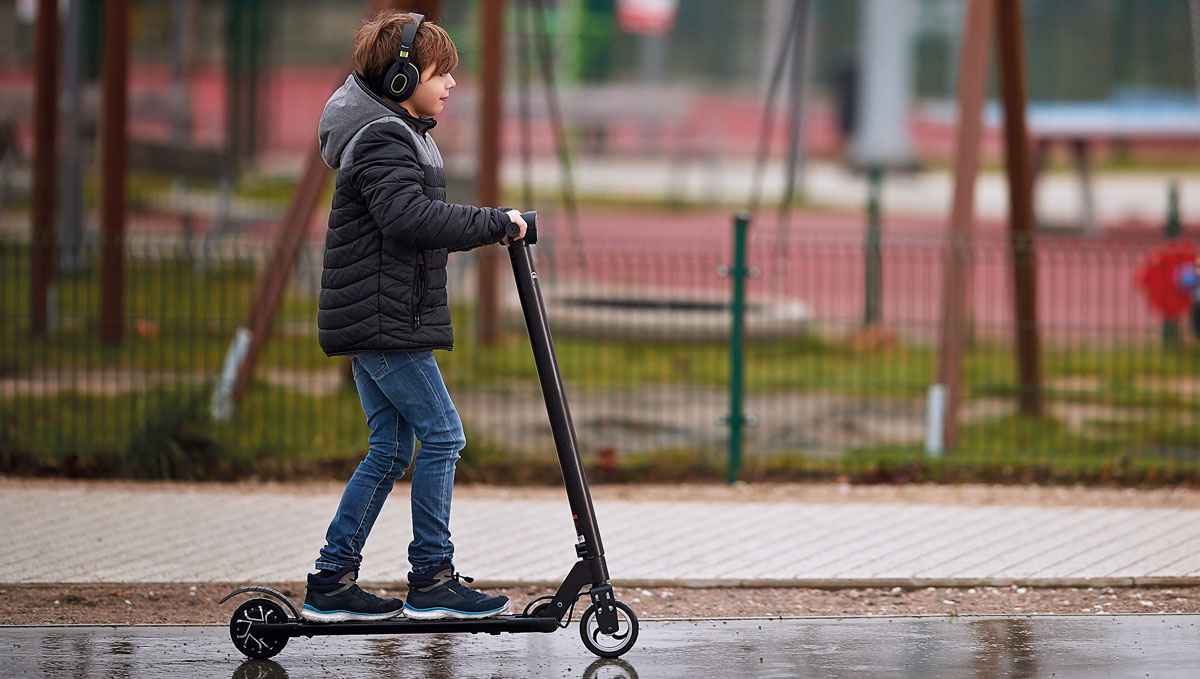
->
[381, 12, 425, 102]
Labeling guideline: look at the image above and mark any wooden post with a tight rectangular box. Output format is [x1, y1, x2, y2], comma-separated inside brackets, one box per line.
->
[100, 0, 130, 345]
[996, 0, 1044, 417]
[31, 0, 58, 335]
[476, 0, 505, 346]
[936, 0, 994, 452]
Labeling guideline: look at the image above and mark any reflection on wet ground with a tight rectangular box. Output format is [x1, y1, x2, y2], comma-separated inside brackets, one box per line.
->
[3, 616, 1199, 678]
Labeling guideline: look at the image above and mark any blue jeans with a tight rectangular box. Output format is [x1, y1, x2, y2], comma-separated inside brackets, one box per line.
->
[315, 351, 465, 574]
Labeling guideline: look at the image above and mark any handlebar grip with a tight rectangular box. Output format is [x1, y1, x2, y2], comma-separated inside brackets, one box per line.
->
[505, 211, 538, 245]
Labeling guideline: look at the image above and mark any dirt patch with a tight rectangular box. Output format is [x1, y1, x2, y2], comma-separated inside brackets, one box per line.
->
[458, 386, 934, 457]
[8, 582, 1200, 625]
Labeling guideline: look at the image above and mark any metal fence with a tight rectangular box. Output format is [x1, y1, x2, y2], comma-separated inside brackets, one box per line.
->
[3, 225, 1198, 483]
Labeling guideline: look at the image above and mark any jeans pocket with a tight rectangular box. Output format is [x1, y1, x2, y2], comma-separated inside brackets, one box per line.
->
[356, 352, 391, 379]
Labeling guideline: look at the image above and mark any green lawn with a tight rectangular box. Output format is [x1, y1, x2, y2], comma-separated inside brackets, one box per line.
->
[840, 413, 1200, 484]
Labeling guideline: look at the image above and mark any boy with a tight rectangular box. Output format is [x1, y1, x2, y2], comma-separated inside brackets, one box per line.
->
[302, 10, 527, 622]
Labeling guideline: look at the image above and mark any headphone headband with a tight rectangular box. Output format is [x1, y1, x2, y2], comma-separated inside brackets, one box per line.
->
[397, 12, 424, 66]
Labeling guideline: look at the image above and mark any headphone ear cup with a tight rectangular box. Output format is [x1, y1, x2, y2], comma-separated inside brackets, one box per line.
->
[400, 61, 420, 100]
[382, 61, 420, 102]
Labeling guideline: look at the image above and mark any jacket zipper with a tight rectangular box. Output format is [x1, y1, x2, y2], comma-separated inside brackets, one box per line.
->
[412, 261, 426, 330]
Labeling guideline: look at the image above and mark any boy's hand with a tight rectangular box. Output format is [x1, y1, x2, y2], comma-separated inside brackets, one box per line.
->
[502, 210, 527, 245]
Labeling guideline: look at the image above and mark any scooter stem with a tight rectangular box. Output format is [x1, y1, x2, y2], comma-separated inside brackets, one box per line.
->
[506, 212, 608, 578]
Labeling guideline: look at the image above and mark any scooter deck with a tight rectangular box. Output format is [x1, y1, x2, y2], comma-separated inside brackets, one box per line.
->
[257, 614, 560, 638]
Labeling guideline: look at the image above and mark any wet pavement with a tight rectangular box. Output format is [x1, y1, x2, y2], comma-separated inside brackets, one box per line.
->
[4, 615, 1199, 678]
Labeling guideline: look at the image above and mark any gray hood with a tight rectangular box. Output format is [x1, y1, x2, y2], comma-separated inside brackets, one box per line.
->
[317, 73, 436, 170]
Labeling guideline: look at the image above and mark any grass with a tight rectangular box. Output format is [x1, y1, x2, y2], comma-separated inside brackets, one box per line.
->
[840, 414, 1200, 485]
[1, 383, 366, 480]
[0, 242, 325, 374]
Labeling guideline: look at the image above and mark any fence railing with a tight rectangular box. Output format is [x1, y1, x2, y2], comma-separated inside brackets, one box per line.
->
[3, 227, 1197, 483]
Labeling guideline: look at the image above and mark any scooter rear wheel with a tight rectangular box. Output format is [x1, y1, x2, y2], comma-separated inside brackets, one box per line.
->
[229, 598, 289, 659]
[579, 600, 638, 658]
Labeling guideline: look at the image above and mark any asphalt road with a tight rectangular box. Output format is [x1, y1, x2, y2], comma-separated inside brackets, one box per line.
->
[4, 615, 1199, 679]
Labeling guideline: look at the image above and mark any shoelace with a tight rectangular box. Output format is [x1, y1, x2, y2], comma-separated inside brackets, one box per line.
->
[351, 584, 395, 604]
[445, 571, 483, 598]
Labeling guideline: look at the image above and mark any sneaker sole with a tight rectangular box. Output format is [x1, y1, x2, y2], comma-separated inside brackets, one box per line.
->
[300, 605, 405, 623]
[403, 601, 511, 621]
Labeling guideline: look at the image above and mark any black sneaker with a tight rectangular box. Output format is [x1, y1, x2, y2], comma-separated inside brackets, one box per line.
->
[300, 565, 405, 623]
[404, 564, 510, 620]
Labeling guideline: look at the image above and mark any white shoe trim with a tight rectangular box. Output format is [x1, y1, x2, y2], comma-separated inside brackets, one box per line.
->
[300, 605, 405, 623]
[402, 600, 511, 620]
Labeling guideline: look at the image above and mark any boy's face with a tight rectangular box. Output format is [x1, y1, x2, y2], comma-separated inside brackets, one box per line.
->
[401, 64, 456, 118]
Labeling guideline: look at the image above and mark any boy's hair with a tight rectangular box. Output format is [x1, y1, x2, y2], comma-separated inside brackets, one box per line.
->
[354, 10, 459, 90]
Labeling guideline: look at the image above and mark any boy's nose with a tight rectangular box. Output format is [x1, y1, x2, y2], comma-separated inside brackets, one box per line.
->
[446, 74, 456, 89]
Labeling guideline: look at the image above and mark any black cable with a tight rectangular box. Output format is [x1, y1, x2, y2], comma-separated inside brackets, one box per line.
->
[518, 592, 583, 628]
[746, 1, 804, 219]
[774, 0, 813, 292]
[559, 591, 589, 629]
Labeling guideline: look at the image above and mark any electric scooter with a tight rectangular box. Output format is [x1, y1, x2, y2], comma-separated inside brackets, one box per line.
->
[221, 212, 638, 659]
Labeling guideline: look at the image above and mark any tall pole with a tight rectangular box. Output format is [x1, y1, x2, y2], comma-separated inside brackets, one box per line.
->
[31, 0, 59, 335]
[226, 0, 250, 163]
[996, 0, 1044, 417]
[864, 166, 883, 325]
[60, 0, 85, 273]
[1191, 0, 1200, 108]
[726, 213, 750, 484]
[936, 0, 994, 452]
[477, 0, 505, 345]
[1164, 182, 1182, 345]
[170, 0, 194, 145]
[100, 0, 130, 345]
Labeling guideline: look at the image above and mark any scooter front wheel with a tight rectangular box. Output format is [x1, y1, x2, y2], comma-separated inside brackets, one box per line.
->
[579, 600, 638, 658]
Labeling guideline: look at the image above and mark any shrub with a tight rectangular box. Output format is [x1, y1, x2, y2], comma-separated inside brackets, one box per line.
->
[121, 388, 242, 480]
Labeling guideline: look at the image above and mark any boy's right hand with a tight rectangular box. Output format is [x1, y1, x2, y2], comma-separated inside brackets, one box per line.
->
[502, 210, 527, 245]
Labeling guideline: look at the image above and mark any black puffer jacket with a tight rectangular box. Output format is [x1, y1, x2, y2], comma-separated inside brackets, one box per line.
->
[316, 73, 511, 356]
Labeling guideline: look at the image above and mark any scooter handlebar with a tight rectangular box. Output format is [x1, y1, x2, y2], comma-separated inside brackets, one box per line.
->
[505, 210, 538, 245]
